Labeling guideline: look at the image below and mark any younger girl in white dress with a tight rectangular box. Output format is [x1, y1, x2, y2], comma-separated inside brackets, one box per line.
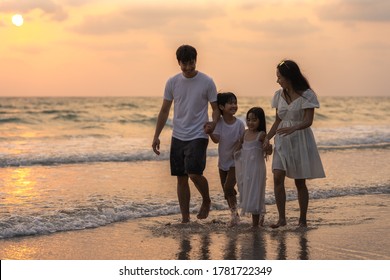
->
[235, 107, 270, 227]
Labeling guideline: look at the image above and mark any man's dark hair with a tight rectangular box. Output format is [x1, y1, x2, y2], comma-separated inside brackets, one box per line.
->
[176, 45, 197, 63]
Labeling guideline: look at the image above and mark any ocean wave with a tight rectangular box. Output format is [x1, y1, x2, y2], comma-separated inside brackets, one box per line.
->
[318, 142, 390, 151]
[118, 115, 157, 125]
[0, 114, 159, 126]
[0, 117, 32, 124]
[0, 151, 169, 167]
[104, 102, 139, 109]
[0, 184, 388, 239]
[0, 199, 181, 239]
[52, 113, 81, 121]
[1, 140, 389, 167]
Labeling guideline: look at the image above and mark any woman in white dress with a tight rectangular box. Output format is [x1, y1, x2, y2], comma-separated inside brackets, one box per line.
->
[263, 60, 325, 228]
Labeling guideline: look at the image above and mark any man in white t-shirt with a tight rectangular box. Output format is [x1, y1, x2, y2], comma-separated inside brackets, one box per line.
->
[152, 45, 220, 223]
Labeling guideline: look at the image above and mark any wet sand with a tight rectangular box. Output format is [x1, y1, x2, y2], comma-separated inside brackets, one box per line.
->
[0, 194, 388, 260]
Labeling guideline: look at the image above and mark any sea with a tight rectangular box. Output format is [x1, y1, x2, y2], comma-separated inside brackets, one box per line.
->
[0, 96, 389, 239]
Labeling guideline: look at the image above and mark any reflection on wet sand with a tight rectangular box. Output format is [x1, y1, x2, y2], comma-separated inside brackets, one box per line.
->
[224, 231, 238, 260]
[273, 231, 287, 260]
[177, 233, 211, 260]
[271, 230, 310, 260]
[299, 232, 309, 260]
[177, 235, 192, 260]
[174, 225, 310, 260]
[200, 233, 211, 260]
[239, 229, 267, 260]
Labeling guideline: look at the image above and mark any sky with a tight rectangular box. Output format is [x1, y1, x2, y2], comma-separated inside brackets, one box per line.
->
[0, 0, 389, 97]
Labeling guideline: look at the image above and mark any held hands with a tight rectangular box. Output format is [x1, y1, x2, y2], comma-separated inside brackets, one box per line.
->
[264, 143, 273, 156]
[233, 139, 242, 153]
[152, 137, 160, 155]
[262, 138, 273, 156]
[204, 121, 216, 134]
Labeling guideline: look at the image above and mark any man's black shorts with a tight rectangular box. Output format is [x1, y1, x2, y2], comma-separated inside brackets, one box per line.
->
[170, 137, 209, 176]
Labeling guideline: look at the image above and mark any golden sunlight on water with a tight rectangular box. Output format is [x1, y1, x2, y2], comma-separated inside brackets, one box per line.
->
[2, 244, 38, 260]
[7, 139, 34, 157]
[2, 168, 38, 205]
[19, 131, 40, 139]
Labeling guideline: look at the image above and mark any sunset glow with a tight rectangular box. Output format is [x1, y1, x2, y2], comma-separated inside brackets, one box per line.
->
[11, 14, 23, 26]
[0, 0, 389, 97]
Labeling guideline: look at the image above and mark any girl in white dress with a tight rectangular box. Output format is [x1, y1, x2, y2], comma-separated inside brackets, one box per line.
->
[235, 107, 270, 227]
[263, 60, 325, 228]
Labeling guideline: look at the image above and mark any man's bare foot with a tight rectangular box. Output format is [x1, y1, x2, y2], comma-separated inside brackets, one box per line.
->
[298, 219, 307, 228]
[270, 219, 286, 229]
[181, 215, 190, 223]
[196, 200, 211, 219]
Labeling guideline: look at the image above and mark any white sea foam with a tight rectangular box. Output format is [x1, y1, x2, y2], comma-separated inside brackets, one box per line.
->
[0, 183, 388, 239]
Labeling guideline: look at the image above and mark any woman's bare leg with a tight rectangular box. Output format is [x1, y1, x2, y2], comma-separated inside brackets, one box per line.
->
[295, 179, 308, 227]
[271, 169, 287, 228]
[252, 214, 260, 227]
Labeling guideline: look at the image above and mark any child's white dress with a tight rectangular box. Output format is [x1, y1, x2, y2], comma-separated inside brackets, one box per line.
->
[234, 132, 266, 215]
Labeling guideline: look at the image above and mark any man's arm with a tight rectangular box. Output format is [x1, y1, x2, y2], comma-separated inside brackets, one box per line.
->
[204, 101, 220, 134]
[152, 99, 172, 155]
[210, 101, 220, 124]
[209, 132, 220, 144]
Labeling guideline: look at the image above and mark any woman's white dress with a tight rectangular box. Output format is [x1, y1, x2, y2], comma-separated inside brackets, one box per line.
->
[234, 133, 266, 215]
[272, 89, 325, 179]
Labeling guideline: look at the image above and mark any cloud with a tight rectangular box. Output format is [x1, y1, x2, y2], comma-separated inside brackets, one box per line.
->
[240, 18, 319, 37]
[0, 0, 68, 21]
[63, 0, 102, 6]
[70, 4, 223, 35]
[13, 45, 47, 55]
[317, 0, 390, 22]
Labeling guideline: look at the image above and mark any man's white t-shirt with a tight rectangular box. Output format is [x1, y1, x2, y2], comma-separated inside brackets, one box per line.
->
[213, 117, 245, 171]
[164, 71, 217, 141]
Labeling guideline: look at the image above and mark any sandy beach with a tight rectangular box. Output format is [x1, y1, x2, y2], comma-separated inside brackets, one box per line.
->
[1, 146, 390, 261]
[0, 193, 388, 260]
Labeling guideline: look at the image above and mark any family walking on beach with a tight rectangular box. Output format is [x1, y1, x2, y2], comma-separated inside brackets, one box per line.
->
[152, 44, 325, 228]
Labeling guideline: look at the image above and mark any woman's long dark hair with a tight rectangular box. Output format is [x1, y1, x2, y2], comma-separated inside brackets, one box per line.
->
[246, 107, 266, 133]
[277, 60, 311, 94]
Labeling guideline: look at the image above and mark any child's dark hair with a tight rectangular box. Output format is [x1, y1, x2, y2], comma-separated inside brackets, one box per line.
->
[176, 45, 197, 63]
[247, 107, 266, 133]
[217, 92, 237, 114]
